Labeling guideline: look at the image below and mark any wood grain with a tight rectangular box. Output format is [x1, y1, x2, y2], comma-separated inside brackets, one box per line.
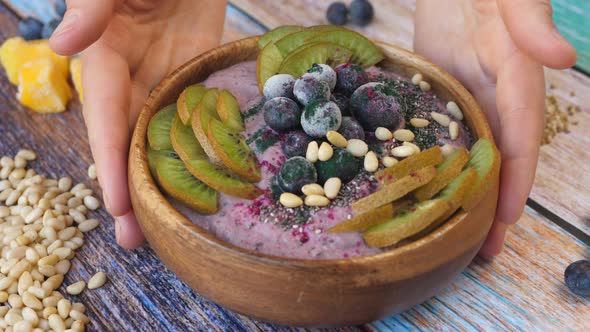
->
[552, 0, 590, 73]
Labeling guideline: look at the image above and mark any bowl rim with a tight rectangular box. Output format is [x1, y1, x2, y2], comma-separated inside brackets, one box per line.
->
[131, 36, 494, 269]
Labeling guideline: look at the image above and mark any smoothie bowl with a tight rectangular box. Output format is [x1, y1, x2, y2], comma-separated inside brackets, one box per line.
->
[129, 26, 500, 327]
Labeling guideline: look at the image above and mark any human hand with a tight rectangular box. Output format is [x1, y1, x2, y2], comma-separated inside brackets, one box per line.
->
[414, 0, 576, 256]
[49, 0, 227, 248]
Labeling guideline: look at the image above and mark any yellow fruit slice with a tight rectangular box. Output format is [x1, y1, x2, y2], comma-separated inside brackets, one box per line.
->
[414, 147, 469, 201]
[70, 57, 83, 103]
[17, 59, 72, 113]
[216, 89, 244, 132]
[353, 166, 437, 215]
[177, 84, 207, 125]
[330, 204, 394, 233]
[191, 88, 222, 164]
[375, 146, 443, 186]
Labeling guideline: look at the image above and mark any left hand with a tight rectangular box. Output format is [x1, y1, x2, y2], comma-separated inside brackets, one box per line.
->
[414, 0, 577, 256]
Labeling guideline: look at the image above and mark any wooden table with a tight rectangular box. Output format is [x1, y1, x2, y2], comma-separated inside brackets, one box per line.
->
[1, 1, 589, 330]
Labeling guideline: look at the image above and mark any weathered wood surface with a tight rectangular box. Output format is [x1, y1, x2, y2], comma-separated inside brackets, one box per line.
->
[0, 1, 589, 331]
[552, 0, 590, 73]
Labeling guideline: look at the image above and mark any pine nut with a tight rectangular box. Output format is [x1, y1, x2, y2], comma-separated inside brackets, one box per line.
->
[87, 164, 97, 180]
[71, 320, 85, 331]
[9, 294, 24, 308]
[441, 144, 456, 157]
[42, 275, 64, 292]
[17, 271, 32, 294]
[87, 272, 107, 290]
[318, 142, 334, 161]
[21, 307, 38, 324]
[411, 73, 423, 85]
[431, 112, 450, 127]
[0, 157, 14, 168]
[66, 281, 85, 295]
[0, 188, 14, 201]
[323, 178, 341, 200]
[16, 150, 36, 161]
[58, 227, 76, 241]
[306, 141, 319, 163]
[446, 101, 463, 120]
[1, 166, 13, 180]
[0, 204, 10, 216]
[419, 81, 431, 92]
[10, 168, 26, 181]
[67, 197, 82, 209]
[54, 260, 70, 275]
[24, 208, 43, 224]
[326, 131, 348, 148]
[346, 139, 368, 157]
[39, 254, 59, 266]
[71, 303, 85, 313]
[48, 314, 66, 332]
[393, 129, 415, 142]
[69, 310, 89, 324]
[449, 121, 459, 140]
[57, 178, 72, 192]
[375, 127, 393, 141]
[382, 156, 399, 168]
[14, 156, 27, 169]
[301, 184, 324, 196]
[364, 151, 379, 172]
[74, 189, 92, 199]
[304, 195, 330, 207]
[82, 196, 99, 211]
[57, 299, 71, 319]
[9, 259, 31, 278]
[6, 189, 22, 206]
[42, 296, 58, 308]
[69, 184, 86, 194]
[403, 142, 421, 154]
[47, 240, 63, 254]
[22, 291, 43, 310]
[5, 308, 24, 326]
[78, 219, 99, 233]
[28, 286, 48, 299]
[279, 193, 303, 208]
[14, 319, 33, 332]
[0, 291, 7, 302]
[75, 205, 88, 214]
[68, 210, 85, 224]
[391, 145, 416, 158]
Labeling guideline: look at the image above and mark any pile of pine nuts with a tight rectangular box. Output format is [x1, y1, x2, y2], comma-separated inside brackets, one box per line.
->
[0, 149, 107, 331]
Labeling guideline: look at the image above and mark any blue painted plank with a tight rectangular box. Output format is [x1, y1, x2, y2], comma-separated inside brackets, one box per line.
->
[552, 0, 590, 73]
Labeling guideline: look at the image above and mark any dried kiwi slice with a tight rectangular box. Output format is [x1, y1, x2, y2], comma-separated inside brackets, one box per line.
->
[191, 88, 222, 164]
[330, 204, 394, 233]
[216, 89, 244, 132]
[147, 147, 176, 182]
[177, 84, 207, 125]
[307, 29, 384, 67]
[274, 26, 342, 56]
[207, 118, 261, 182]
[461, 139, 501, 210]
[170, 114, 206, 161]
[258, 25, 304, 49]
[363, 199, 449, 248]
[256, 42, 283, 93]
[414, 147, 469, 201]
[375, 146, 444, 185]
[278, 42, 353, 78]
[155, 154, 218, 215]
[147, 104, 176, 151]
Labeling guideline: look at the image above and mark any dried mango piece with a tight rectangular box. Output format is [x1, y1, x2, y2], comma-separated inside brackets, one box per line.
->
[17, 59, 72, 113]
[70, 57, 83, 103]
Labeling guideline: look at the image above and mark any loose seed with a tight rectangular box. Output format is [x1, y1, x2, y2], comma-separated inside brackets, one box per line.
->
[87, 272, 107, 290]
[16, 150, 36, 161]
[87, 164, 97, 180]
[449, 121, 459, 140]
[69, 310, 89, 324]
[69, 184, 86, 194]
[58, 227, 76, 241]
[318, 142, 334, 161]
[391, 145, 416, 158]
[68, 210, 85, 224]
[0, 180, 10, 192]
[57, 299, 71, 319]
[279, 193, 303, 208]
[8, 294, 23, 308]
[83, 196, 99, 211]
[14, 320, 33, 332]
[6, 189, 22, 206]
[24, 207, 43, 224]
[78, 219, 99, 233]
[441, 144, 456, 157]
[39, 254, 59, 266]
[28, 286, 48, 299]
[304, 195, 330, 207]
[375, 127, 393, 141]
[54, 260, 70, 275]
[323, 178, 341, 200]
[48, 314, 66, 332]
[74, 189, 92, 199]
[14, 156, 27, 169]
[71, 303, 85, 313]
[446, 101, 464, 120]
[301, 184, 324, 196]
[393, 129, 415, 142]
[9, 259, 31, 278]
[22, 291, 43, 310]
[431, 112, 450, 127]
[10, 168, 26, 181]
[57, 177, 72, 192]
[419, 81, 431, 92]
[382, 156, 398, 168]
[21, 307, 38, 324]
[5, 308, 24, 326]
[346, 139, 368, 157]
[66, 281, 85, 295]
[403, 142, 421, 154]
[53, 248, 72, 260]
[42, 275, 64, 292]
[364, 151, 379, 172]
[326, 131, 348, 148]
[71, 320, 85, 331]
[0, 157, 14, 168]
[306, 141, 319, 163]
[411, 73, 423, 85]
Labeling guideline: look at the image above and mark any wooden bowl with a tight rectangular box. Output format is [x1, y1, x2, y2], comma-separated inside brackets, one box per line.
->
[129, 36, 499, 327]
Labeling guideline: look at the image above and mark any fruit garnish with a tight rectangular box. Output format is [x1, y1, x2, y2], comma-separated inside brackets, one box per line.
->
[306, 63, 337, 90]
[363, 199, 449, 248]
[16, 59, 72, 113]
[461, 138, 501, 210]
[350, 82, 402, 130]
[301, 100, 342, 138]
[338, 116, 365, 140]
[177, 84, 207, 125]
[334, 63, 369, 96]
[307, 29, 384, 66]
[256, 42, 284, 93]
[216, 89, 244, 132]
[277, 157, 317, 194]
[565, 260, 590, 297]
[315, 148, 361, 184]
[207, 118, 261, 182]
[281, 131, 312, 158]
[375, 145, 443, 185]
[353, 166, 437, 214]
[326, 2, 349, 26]
[330, 203, 394, 233]
[263, 97, 302, 133]
[262, 74, 296, 99]
[278, 42, 353, 78]
[170, 114, 207, 160]
[155, 154, 218, 215]
[147, 104, 176, 151]
[258, 25, 304, 49]
[350, 0, 375, 27]
[414, 147, 469, 201]
[191, 88, 223, 164]
[147, 147, 177, 182]
[70, 57, 83, 103]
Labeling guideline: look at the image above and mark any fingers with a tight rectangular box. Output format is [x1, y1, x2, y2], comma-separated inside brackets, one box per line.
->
[115, 211, 145, 249]
[479, 222, 509, 257]
[49, 0, 120, 56]
[497, 0, 577, 69]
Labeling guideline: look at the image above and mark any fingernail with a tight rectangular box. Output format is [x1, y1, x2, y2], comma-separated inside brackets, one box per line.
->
[103, 191, 111, 212]
[53, 12, 79, 38]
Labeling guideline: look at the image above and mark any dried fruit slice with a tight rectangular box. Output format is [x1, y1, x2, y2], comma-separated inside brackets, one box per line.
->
[307, 29, 384, 67]
[70, 57, 83, 103]
[17, 59, 72, 113]
[375, 146, 443, 185]
[155, 154, 218, 214]
[278, 42, 353, 78]
[191, 88, 222, 164]
[258, 25, 304, 49]
[207, 118, 261, 182]
[363, 199, 449, 248]
[353, 166, 437, 215]
[414, 147, 469, 201]
[216, 89, 244, 132]
[330, 204, 394, 233]
[170, 114, 206, 160]
[257, 42, 283, 93]
[148, 104, 177, 151]
[461, 139, 501, 210]
[177, 84, 207, 125]
[147, 147, 176, 182]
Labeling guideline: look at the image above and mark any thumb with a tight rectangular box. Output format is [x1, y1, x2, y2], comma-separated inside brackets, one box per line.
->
[49, 0, 121, 56]
[497, 0, 577, 69]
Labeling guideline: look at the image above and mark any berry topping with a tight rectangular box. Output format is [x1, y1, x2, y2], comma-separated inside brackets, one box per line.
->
[18, 17, 43, 41]
[350, 0, 374, 27]
[565, 260, 590, 296]
[330, 92, 350, 116]
[307, 63, 337, 90]
[278, 157, 318, 194]
[42, 19, 61, 40]
[282, 131, 313, 158]
[350, 82, 402, 131]
[293, 74, 331, 106]
[338, 116, 365, 140]
[301, 100, 342, 138]
[315, 148, 361, 184]
[326, 2, 349, 26]
[263, 74, 296, 100]
[270, 175, 285, 200]
[334, 63, 369, 96]
[263, 97, 302, 133]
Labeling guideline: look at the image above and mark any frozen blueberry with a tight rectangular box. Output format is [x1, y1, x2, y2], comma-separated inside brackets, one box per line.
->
[293, 74, 331, 106]
[565, 260, 590, 297]
[334, 63, 369, 96]
[55, 0, 67, 17]
[263, 97, 302, 133]
[350, 82, 402, 131]
[270, 176, 285, 200]
[326, 2, 348, 26]
[307, 64, 337, 90]
[278, 157, 318, 194]
[263, 74, 296, 100]
[301, 100, 342, 138]
[350, 0, 374, 27]
[282, 131, 313, 158]
[18, 17, 43, 41]
[315, 148, 361, 184]
[330, 92, 350, 116]
[338, 116, 365, 140]
[41, 19, 61, 39]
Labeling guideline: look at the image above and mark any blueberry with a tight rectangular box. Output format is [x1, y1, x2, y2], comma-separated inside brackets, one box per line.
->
[334, 63, 369, 96]
[270, 176, 285, 200]
[350, 0, 374, 27]
[326, 2, 348, 26]
[307, 64, 337, 90]
[263, 97, 302, 133]
[315, 148, 361, 184]
[338, 116, 365, 140]
[282, 131, 313, 158]
[18, 17, 43, 41]
[350, 82, 402, 131]
[42, 19, 61, 39]
[278, 157, 318, 194]
[293, 74, 331, 106]
[263, 74, 296, 100]
[330, 93, 350, 116]
[565, 260, 590, 297]
[55, 0, 67, 17]
[301, 100, 342, 138]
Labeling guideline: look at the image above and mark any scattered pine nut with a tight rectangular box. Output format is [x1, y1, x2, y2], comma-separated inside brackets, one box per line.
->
[346, 139, 369, 157]
[446, 101, 464, 120]
[449, 121, 459, 140]
[279, 193, 303, 208]
[16, 149, 36, 161]
[304, 195, 330, 207]
[87, 272, 107, 290]
[306, 141, 319, 163]
[411, 73, 423, 85]
[431, 112, 450, 127]
[323, 178, 342, 200]
[326, 131, 348, 148]
[382, 156, 398, 168]
[403, 142, 421, 154]
[66, 281, 85, 295]
[364, 151, 379, 172]
[83, 196, 100, 211]
[87, 164, 97, 180]
[318, 142, 334, 161]
[410, 118, 430, 128]
[419, 81, 431, 92]
[393, 129, 415, 142]
[301, 184, 324, 196]
[375, 127, 393, 141]
[391, 145, 415, 158]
